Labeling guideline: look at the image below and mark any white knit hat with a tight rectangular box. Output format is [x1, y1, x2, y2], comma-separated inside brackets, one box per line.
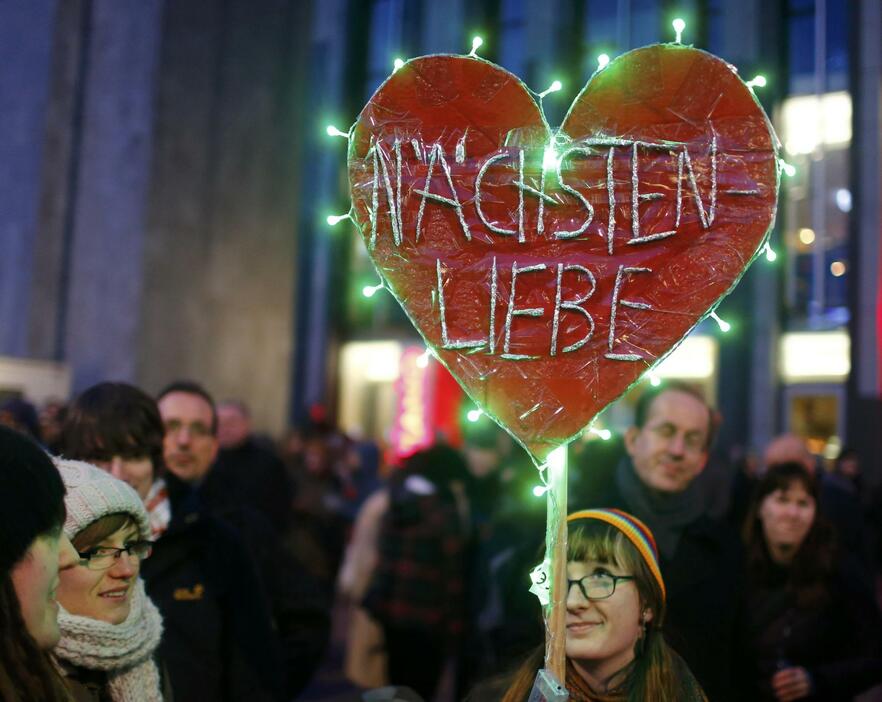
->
[54, 458, 151, 540]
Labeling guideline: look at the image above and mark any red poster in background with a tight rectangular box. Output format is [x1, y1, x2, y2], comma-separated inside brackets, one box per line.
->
[389, 346, 463, 465]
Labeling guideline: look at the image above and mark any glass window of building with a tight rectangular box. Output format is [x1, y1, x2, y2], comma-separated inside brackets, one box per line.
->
[778, 0, 850, 329]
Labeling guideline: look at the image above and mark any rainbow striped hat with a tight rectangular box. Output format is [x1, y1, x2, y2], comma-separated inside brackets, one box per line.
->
[567, 508, 666, 601]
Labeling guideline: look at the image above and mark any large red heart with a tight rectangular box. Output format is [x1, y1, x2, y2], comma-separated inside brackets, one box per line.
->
[348, 44, 779, 462]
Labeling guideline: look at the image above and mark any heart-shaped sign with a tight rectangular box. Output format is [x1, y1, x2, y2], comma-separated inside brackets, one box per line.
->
[348, 44, 779, 463]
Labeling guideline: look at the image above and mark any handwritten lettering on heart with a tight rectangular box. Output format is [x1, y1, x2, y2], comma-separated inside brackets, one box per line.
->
[348, 44, 779, 462]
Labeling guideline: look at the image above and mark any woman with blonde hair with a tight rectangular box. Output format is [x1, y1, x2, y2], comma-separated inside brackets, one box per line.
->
[488, 509, 706, 702]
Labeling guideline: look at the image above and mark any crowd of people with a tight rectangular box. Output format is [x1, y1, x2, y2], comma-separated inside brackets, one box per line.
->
[1, 380, 882, 702]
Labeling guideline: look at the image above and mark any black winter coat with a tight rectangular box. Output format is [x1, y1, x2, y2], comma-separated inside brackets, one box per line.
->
[744, 555, 882, 701]
[141, 482, 283, 702]
[197, 497, 330, 698]
[204, 438, 293, 534]
[60, 660, 174, 702]
[576, 457, 746, 702]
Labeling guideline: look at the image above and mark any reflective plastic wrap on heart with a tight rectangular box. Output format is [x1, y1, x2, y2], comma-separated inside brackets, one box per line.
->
[348, 43, 780, 463]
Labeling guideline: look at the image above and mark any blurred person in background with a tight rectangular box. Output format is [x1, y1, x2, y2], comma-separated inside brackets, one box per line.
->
[338, 478, 392, 689]
[62, 382, 285, 702]
[461, 418, 511, 522]
[40, 398, 69, 453]
[213, 399, 292, 534]
[0, 425, 79, 701]
[54, 458, 168, 700]
[727, 449, 761, 530]
[741, 462, 882, 701]
[0, 395, 43, 443]
[362, 444, 474, 701]
[458, 445, 546, 697]
[157, 380, 329, 697]
[829, 446, 861, 496]
[764, 434, 865, 567]
[284, 420, 351, 590]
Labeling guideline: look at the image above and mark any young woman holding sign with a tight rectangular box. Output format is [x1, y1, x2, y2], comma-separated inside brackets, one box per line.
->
[478, 509, 706, 702]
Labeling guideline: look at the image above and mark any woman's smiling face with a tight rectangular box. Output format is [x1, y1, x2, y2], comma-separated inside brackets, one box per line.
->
[565, 559, 646, 680]
[758, 480, 816, 559]
[57, 521, 141, 624]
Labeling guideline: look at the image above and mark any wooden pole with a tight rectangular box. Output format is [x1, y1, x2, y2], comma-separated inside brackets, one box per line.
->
[544, 445, 569, 684]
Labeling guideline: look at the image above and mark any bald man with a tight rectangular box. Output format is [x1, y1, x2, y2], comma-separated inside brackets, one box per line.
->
[764, 433, 816, 473]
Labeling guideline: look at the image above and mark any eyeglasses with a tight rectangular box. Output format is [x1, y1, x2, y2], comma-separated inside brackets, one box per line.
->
[76, 541, 153, 570]
[567, 572, 635, 601]
[649, 423, 707, 453]
[164, 420, 212, 439]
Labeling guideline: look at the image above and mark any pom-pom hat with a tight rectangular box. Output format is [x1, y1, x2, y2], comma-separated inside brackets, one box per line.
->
[567, 508, 666, 602]
[54, 458, 151, 541]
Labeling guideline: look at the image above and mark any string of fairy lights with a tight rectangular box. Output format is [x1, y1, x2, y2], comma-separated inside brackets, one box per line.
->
[324, 18, 797, 458]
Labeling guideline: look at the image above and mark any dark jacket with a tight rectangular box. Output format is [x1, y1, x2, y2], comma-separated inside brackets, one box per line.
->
[198, 497, 330, 697]
[62, 665, 112, 702]
[577, 457, 745, 702]
[205, 438, 293, 534]
[364, 471, 470, 639]
[744, 554, 882, 701]
[60, 660, 173, 702]
[141, 479, 283, 702]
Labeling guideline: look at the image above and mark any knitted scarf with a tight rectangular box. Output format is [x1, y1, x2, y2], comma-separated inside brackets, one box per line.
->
[145, 478, 171, 538]
[564, 655, 708, 702]
[565, 658, 632, 702]
[55, 579, 164, 702]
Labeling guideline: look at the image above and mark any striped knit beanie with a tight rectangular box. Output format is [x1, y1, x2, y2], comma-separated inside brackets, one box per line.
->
[567, 508, 666, 601]
[54, 458, 151, 541]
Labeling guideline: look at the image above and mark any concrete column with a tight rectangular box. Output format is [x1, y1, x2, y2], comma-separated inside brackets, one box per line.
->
[0, 0, 59, 357]
[139, 0, 308, 434]
[848, 0, 882, 481]
[715, 0, 781, 457]
[290, 0, 350, 426]
[28, 0, 90, 360]
[63, 0, 163, 389]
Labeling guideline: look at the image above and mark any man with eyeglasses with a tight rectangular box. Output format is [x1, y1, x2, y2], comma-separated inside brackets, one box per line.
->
[579, 382, 745, 702]
[157, 381, 220, 486]
[158, 381, 330, 699]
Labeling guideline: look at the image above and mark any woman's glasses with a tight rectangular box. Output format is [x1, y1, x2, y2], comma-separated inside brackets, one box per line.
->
[76, 541, 153, 570]
[567, 572, 635, 601]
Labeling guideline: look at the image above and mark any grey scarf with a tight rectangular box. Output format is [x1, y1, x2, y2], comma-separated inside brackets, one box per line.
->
[56, 578, 164, 702]
[615, 458, 704, 560]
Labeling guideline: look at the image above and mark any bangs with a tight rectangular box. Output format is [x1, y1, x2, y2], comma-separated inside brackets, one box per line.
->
[61, 383, 165, 473]
[568, 521, 633, 569]
[71, 513, 138, 552]
[64, 414, 152, 461]
[758, 462, 818, 502]
[567, 519, 665, 618]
